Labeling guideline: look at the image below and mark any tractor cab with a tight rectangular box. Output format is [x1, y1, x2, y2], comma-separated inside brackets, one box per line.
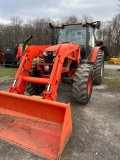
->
[56, 21, 101, 59]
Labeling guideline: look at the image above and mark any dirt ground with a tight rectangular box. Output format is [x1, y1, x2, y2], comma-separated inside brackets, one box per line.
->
[0, 65, 120, 160]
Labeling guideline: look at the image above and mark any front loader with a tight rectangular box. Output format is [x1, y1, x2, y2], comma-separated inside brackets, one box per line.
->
[0, 21, 107, 159]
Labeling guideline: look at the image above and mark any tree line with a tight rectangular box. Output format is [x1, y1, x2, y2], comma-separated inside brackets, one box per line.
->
[96, 13, 120, 57]
[0, 12, 120, 57]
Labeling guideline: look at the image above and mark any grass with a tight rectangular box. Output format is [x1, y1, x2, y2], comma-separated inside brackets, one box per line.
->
[103, 69, 120, 91]
[0, 66, 17, 77]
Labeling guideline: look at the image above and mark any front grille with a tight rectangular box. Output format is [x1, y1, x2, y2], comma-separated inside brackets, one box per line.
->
[45, 52, 55, 63]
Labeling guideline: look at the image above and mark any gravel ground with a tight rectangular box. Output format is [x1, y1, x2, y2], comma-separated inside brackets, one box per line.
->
[104, 64, 120, 70]
[0, 66, 120, 160]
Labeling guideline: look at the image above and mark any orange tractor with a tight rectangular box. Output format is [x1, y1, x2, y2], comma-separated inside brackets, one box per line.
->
[0, 21, 106, 159]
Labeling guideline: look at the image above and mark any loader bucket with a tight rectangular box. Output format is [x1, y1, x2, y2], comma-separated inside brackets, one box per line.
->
[0, 91, 72, 160]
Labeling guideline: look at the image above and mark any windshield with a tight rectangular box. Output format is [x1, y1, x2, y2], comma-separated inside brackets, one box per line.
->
[57, 24, 86, 47]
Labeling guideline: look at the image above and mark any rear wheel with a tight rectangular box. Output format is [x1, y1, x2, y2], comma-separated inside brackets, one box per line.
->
[26, 63, 45, 95]
[72, 64, 93, 104]
[93, 50, 104, 85]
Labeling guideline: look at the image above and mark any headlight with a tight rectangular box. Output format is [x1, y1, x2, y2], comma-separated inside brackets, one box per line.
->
[43, 51, 56, 56]
[43, 51, 48, 56]
[44, 66, 49, 72]
[53, 51, 56, 56]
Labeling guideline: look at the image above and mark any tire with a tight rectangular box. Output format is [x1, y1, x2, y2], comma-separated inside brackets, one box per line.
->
[93, 50, 104, 85]
[26, 63, 45, 95]
[72, 64, 93, 104]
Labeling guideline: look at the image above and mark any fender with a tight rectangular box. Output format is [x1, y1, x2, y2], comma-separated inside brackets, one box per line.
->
[88, 47, 100, 63]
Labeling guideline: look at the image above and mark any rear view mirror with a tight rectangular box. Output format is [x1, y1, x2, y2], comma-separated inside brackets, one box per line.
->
[96, 21, 101, 29]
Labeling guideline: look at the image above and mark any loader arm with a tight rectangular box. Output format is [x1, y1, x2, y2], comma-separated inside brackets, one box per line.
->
[9, 43, 80, 101]
[43, 43, 80, 100]
[9, 45, 50, 94]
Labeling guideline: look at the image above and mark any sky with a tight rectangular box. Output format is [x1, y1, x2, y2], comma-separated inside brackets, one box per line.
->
[0, 0, 119, 24]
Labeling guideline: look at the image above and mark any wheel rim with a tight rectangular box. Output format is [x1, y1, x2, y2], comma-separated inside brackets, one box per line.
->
[87, 75, 92, 94]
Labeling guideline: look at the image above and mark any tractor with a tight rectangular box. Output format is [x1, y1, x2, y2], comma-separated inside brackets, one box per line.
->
[26, 21, 106, 103]
[0, 21, 108, 160]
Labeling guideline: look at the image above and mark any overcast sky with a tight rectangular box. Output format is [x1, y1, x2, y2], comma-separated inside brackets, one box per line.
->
[0, 0, 118, 24]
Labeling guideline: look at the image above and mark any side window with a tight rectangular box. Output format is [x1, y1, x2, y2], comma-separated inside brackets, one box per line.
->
[89, 27, 95, 48]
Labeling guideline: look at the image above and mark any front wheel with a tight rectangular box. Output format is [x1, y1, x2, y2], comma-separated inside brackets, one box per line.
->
[72, 64, 93, 104]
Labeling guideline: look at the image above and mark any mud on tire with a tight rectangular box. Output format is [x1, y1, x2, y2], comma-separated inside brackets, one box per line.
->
[72, 64, 93, 104]
[26, 63, 45, 95]
[93, 50, 104, 85]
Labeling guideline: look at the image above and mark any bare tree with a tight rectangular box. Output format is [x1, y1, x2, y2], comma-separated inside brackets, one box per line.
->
[97, 14, 120, 57]
[61, 15, 78, 24]
[81, 14, 94, 22]
[0, 12, 119, 57]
